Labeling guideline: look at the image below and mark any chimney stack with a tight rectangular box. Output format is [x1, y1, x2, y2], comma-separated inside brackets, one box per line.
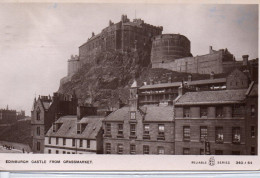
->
[77, 105, 97, 121]
[209, 46, 213, 54]
[92, 32, 95, 37]
[242, 55, 249, 66]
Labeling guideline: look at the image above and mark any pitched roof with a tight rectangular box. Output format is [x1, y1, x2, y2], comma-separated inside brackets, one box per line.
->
[140, 106, 173, 122]
[46, 115, 104, 139]
[246, 82, 258, 97]
[175, 89, 247, 105]
[104, 106, 173, 122]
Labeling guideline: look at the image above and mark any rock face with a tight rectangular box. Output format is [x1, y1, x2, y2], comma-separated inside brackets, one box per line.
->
[58, 47, 209, 110]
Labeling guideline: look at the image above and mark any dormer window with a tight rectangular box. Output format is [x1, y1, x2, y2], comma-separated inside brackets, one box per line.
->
[53, 123, 57, 132]
[77, 123, 87, 134]
[77, 123, 81, 134]
[130, 112, 136, 119]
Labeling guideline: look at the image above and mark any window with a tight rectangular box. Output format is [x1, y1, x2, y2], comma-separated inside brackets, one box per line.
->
[130, 112, 136, 119]
[53, 123, 57, 132]
[63, 138, 66, 145]
[144, 124, 150, 135]
[105, 143, 111, 154]
[36, 127, 40, 136]
[80, 139, 83, 147]
[200, 126, 208, 141]
[87, 140, 90, 148]
[216, 107, 223, 117]
[158, 146, 165, 155]
[49, 137, 51, 144]
[130, 124, 136, 136]
[77, 123, 81, 134]
[251, 105, 256, 117]
[130, 144, 136, 154]
[251, 147, 255, 155]
[36, 108, 40, 120]
[56, 150, 59, 154]
[48, 149, 51, 154]
[63, 151, 66, 154]
[200, 149, 204, 155]
[215, 127, 224, 143]
[67, 152, 70, 154]
[117, 144, 123, 154]
[56, 137, 59, 145]
[143, 145, 149, 154]
[118, 124, 123, 135]
[158, 125, 165, 136]
[215, 150, 223, 155]
[251, 126, 256, 138]
[72, 138, 75, 147]
[37, 141, 40, 151]
[200, 107, 207, 117]
[183, 148, 190, 155]
[106, 123, 111, 135]
[183, 107, 190, 118]
[183, 126, 190, 141]
[232, 127, 241, 144]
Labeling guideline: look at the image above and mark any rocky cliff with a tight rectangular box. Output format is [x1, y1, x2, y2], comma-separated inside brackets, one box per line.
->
[58, 48, 210, 110]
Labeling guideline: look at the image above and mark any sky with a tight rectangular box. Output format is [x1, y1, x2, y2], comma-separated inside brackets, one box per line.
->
[0, 3, 258, 115]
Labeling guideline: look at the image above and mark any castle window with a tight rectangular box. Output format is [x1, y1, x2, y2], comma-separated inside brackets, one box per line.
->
[200, 126, 208, 141]
[183, 126, 190, 141]
[232, 127, 240, 144]
[215, 127, 224, 143]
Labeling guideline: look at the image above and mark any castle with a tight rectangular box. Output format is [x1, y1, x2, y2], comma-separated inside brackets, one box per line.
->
[61, 14, 251, 85]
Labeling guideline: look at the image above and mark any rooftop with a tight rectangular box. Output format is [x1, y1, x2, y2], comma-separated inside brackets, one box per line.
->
[46, 115, 104, 139]
[175, 89, 247, 105]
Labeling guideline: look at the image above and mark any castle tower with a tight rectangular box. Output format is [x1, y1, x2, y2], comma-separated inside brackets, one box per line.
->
[129, 79, 138, 111]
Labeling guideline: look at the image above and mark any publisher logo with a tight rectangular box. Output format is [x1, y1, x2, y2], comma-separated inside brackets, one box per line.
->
[209, 157, 215, 166]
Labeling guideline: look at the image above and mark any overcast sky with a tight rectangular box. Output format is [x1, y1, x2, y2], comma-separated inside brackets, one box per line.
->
[0, 3, 258, 115]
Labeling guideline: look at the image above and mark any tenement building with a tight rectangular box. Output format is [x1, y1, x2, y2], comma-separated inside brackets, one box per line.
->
[31, 93, 78, 153]
[0, 106, 17, 124]
[173, 74, 257, 155]
[44, 106, 104, 154]
[103, 80, 174, 154]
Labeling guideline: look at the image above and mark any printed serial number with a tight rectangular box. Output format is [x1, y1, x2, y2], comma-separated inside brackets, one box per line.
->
[236, 161, 253, 164]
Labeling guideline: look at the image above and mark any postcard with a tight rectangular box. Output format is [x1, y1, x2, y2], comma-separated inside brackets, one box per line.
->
[0, 0, 259, 171]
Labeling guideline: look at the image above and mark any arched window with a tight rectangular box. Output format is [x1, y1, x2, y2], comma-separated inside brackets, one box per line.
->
[36, 108, 41, 120]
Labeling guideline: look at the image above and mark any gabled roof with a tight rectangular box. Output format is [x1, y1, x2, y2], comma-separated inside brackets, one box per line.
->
[246, 82, 258, 97]
[175, 89, 247, 105]
[46, 115, 104, 139]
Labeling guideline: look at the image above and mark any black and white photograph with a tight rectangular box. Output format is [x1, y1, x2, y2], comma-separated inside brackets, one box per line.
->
[0, 1, 258, 171]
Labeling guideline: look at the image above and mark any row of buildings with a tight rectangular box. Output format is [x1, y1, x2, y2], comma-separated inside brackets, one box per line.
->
[31, 65, 258, 155]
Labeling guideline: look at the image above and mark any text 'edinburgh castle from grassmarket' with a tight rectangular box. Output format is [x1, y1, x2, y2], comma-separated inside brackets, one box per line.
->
[31, 14, 258, 155]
